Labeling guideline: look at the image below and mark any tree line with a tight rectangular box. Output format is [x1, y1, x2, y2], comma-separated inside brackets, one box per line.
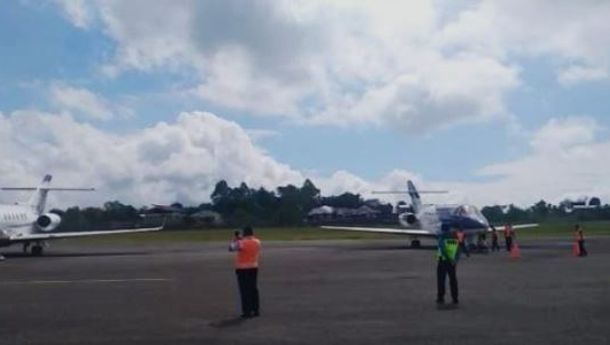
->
[50, 180, 610, 231]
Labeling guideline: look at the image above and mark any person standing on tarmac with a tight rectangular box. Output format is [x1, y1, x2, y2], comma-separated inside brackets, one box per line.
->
[503, 224, 513, 252]
[437, 224, 459, 305]
[229, 226, 262, 318]
[575, 224, 588, 257]
[490, 225, 500, 252]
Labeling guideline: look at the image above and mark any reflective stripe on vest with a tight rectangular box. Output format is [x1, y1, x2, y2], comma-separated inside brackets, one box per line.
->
[235, 236, 261, 269]
[438, 239, 459, 261]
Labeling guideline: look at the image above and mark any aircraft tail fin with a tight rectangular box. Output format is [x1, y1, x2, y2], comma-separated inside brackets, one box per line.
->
[28, 174, 53, 215]
[407, 180, 422, 213]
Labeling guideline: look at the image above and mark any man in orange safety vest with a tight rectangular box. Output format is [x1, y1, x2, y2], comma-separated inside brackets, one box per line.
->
[574, 224, 588, 257]
[229, 226, 262, 318]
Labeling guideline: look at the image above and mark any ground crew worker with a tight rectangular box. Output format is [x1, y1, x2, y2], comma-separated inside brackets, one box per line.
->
[229, 226, 261, 318]
[456, 227, 469, 257]
[503, 224, 513, 252]
[477, 232, 487, 253]
[574, 224, 588, 257]
[437, 223, 459, 305]
[490, 226, 500, 252]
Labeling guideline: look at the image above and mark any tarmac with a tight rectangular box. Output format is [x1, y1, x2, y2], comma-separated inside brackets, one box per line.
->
[0, 237, 608, 345]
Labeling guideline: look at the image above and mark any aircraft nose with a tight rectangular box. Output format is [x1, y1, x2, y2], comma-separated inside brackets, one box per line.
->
[472, 214, 488, 227]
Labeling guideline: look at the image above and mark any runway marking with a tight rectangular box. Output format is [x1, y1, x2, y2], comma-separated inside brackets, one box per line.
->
[0, 278, 171, 286]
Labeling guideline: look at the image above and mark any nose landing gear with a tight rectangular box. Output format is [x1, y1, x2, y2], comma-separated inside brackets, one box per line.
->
[24, 241, 45, 256]
[31, 244, 44, 256]
[410, 239, 421, 248]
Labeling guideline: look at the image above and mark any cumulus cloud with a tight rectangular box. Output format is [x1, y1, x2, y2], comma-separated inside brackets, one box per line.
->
[1, 109, 608, 210]
[529, 117, 600, 152]
[470, 117, 610, 206]
[316, 117, 610, 208]
[57, 0, 522, 131]
[0, 110, 302, 208]
[49, 84, 131, 121]
[558, 65, 609, 86]
[54, 0, 93, 29]
[59, 0, 608, 133]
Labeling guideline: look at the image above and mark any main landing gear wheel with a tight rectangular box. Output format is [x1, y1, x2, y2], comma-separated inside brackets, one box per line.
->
[31, 245, 44, 256]
[411, 239, 421, 248]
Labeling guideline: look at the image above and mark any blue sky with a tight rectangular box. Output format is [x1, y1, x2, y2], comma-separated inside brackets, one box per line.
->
[1, 1, 610, 207]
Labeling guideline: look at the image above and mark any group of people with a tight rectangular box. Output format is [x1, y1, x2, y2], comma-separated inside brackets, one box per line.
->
[452, 224, 516, 257]
[227, 223, 589, 318]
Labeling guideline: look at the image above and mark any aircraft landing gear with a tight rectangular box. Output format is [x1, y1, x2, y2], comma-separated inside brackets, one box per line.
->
[31, 245, 44, 256]
[22, 242, 30, 254]
[411, 239, 421, 248]
[31, 242, 44, 256]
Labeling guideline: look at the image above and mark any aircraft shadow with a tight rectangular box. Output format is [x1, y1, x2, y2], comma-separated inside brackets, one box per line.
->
[2, 251, 151, 259]
[348, 244, 437, 251]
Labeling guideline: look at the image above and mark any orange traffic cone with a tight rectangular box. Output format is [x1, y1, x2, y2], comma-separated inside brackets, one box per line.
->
[572, 241, 580, 257]
[510, 241, 521, 259]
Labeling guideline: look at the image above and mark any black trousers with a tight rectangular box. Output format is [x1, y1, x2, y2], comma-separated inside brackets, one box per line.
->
[437, 260, 458, 303]
[491, 238, 500, 251]
[505, 237, 513, 252]
[578, 240, 588, 257]
[236, 268, 259, 315]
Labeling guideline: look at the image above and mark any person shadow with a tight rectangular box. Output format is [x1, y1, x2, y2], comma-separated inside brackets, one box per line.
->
[436, 303, 459, 311]
[208, 316, 247, 328]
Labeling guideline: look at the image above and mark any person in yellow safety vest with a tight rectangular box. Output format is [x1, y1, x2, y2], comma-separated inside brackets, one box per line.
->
[229, 226, 262, 318]
[574, 224, 588, 257]
[436, 223, 459, 305]
[503, 224, 513, 252]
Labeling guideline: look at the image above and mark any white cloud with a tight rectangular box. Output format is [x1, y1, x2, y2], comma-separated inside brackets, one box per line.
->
[315, 117, 610, 208]
[529, 117, 599, 152]
[1, 110, 608, 210]
[470, 117, 610, 206]
[72, 0, 609, 133]
[558, 65, 609, 86]
[245, 129, 281, 142]
[71, 0, 522, 131]
[49, 84, 131, 121]
[0, 110, 302, 208]
[44, 1, 610, 134]
[54, 0, 92, 29]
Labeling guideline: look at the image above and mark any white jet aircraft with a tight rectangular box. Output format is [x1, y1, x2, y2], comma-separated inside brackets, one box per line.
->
[322, 180, 537, 248]
[0, 175, 163, 257]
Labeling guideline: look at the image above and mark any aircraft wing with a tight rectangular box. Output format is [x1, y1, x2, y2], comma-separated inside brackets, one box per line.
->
[9, 225, 163, 242]
[488, 223, 539, 231]
[511, 223, 539, 229]
[321, 226, 434, 236]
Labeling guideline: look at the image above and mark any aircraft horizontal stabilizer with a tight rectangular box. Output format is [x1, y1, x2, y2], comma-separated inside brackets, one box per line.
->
[489, 223, 538, 231]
